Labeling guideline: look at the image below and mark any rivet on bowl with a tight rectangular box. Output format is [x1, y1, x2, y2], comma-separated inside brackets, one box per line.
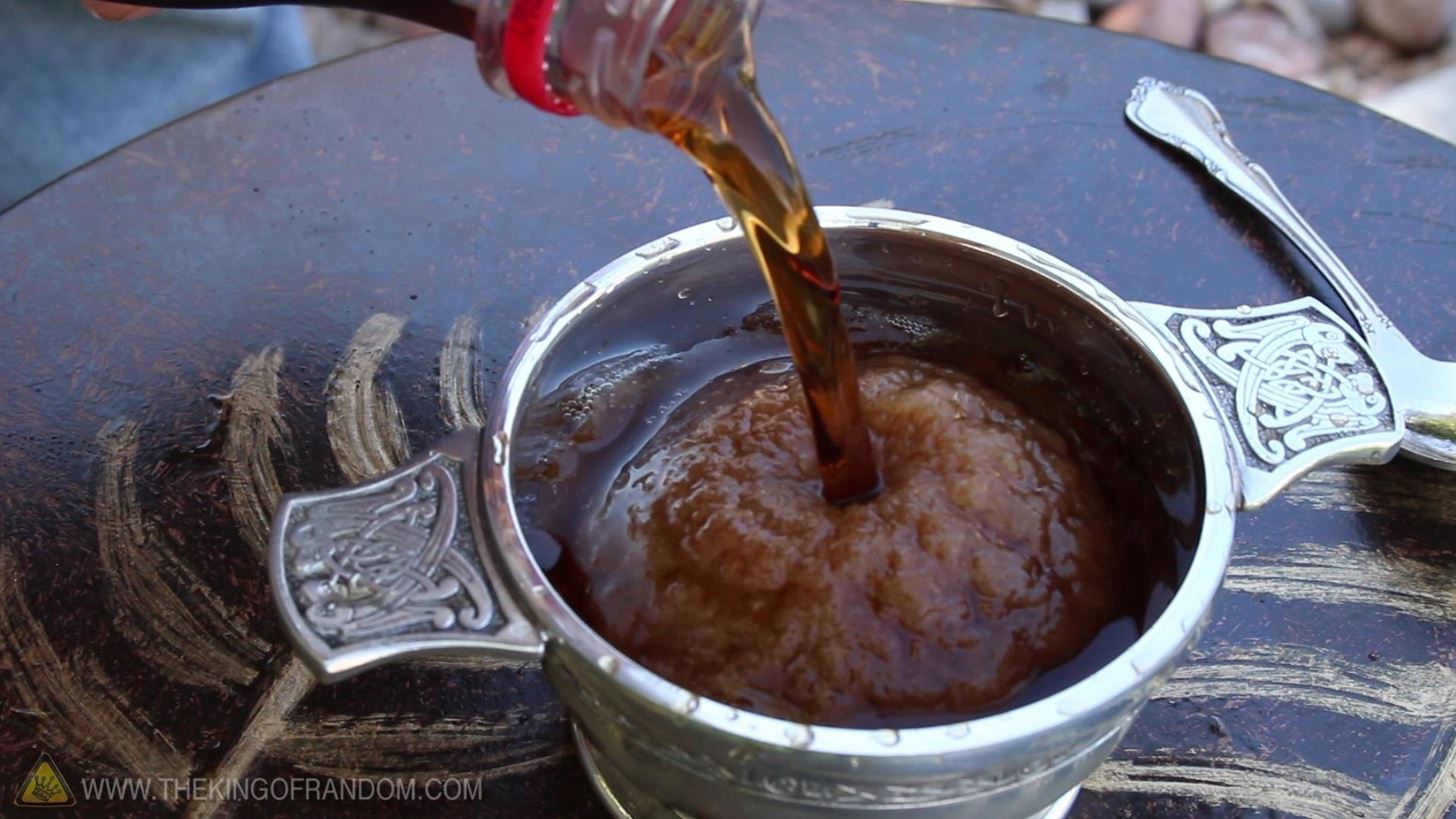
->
[785, 725, 814, 750]
[634, 236, 681, 259]
[1128, 655, 1147, 676]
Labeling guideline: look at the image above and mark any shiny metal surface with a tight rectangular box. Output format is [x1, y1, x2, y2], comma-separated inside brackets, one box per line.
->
[1125, 76, 1456, 469]
[1132, 298, 1401, 508]
[268, 208, 1404, 816]
[572, 723, 1086, 819]
[269, 428, 544, 682]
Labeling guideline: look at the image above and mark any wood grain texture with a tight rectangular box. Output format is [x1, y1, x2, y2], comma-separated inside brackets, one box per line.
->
[96, 420, 268, 691]
[272, 710, 572, 781]
[184, 658, 316, 819]
[0, 549, 192, 804]
[325, 314, 412, 482]
[0, 1, 1454, 817]
[439, 315, 488, 431]
[1159, 641, 1456, 726]
[1085, 756, 1398, 818]
[1402, 727, 1456, 819]
[1224, 541, 1456, 621]
[223, 346, 291, 556]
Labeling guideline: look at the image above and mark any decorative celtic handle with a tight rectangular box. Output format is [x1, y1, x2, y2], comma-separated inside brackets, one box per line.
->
[1124, 78, 1394, 341]
[1127, 77, 1456, 471]
[1132, 298, 1404, 509]
[268, 429, 542, 682]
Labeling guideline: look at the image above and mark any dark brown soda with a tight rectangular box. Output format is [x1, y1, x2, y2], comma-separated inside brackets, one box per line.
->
[648, 71, 881, 504]
[514, 284, 1192, 728]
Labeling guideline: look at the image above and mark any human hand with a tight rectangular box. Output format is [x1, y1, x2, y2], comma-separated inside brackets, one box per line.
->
[82, 1, 158, 21]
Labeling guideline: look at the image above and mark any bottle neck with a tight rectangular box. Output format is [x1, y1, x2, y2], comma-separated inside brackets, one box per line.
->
[476, 0, 761, 130]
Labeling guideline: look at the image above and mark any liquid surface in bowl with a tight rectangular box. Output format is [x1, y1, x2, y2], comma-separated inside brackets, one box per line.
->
[515, 290, 1183, 728]
[572, 355, 1123, 725]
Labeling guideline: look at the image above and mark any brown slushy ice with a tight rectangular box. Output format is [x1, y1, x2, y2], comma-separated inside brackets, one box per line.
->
[538, 354, 1125, 728]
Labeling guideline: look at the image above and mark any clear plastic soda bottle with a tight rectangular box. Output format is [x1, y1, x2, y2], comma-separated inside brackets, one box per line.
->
[473, 0, 763, 129]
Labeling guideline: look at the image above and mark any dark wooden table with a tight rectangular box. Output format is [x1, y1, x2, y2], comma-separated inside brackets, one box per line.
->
[3, 2, 1455, 817]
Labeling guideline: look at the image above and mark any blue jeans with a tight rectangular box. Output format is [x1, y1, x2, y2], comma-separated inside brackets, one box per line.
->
[0, 2, 315, 211]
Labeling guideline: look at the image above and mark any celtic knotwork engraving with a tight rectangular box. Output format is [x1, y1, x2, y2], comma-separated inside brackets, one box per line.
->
[285, 454, 495, 644]
[1173, 309, 1389, 468]
[616, 717, 1100, 806]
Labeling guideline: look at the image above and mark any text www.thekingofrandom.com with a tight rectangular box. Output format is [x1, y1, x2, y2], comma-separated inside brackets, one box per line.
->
[76, 776, 485, 802]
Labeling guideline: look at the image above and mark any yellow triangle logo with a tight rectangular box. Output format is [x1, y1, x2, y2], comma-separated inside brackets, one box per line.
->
[14, 753, 76, 807]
